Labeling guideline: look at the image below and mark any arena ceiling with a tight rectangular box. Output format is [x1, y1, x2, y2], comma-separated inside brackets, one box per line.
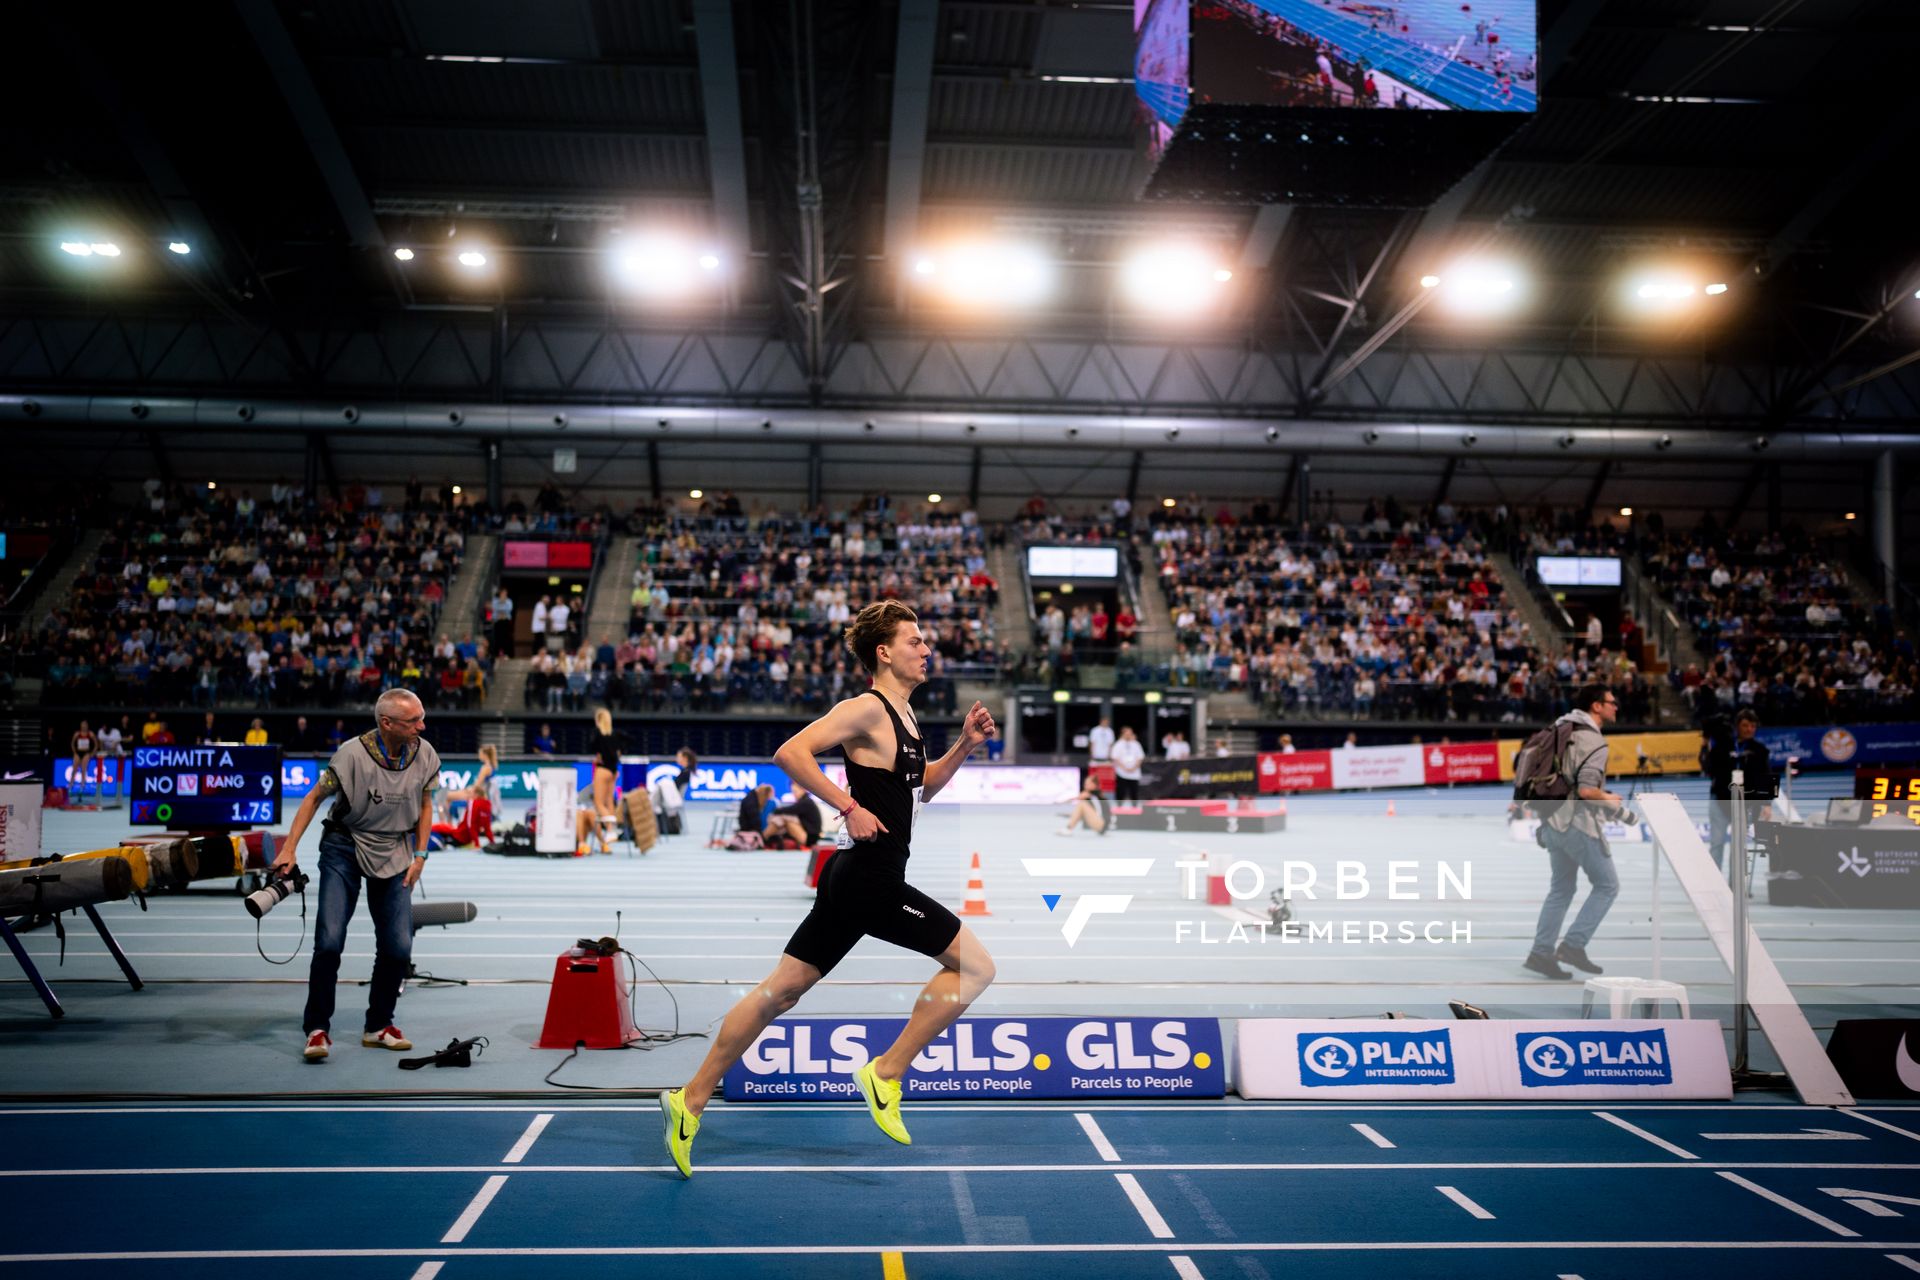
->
[4, 0, 1920, 432]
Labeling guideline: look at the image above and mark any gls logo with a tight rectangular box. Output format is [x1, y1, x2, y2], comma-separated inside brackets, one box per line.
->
[1019, 857, 1157, 946]
[741, 1019, 1196, 1075]
[1297, 1029, 1455, 1086]
[1516, 1029, 1672, 1087]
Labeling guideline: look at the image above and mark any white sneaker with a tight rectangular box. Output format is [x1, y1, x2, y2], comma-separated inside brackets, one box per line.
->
[303, 1030, 332, 1061]
[1055, 827, 1075, 837]
[361, 1025, 413, 1051]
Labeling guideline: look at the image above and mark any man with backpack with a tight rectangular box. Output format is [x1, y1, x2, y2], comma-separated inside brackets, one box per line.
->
[1516, 683, 1627, 980]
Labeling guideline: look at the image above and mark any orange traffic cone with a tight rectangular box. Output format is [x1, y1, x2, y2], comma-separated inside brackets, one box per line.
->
[959, 851, 992, 916]
[1385, 800, 1397, 817]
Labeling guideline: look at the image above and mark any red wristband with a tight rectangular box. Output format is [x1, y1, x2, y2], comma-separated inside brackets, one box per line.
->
[838, 802, 857, 819]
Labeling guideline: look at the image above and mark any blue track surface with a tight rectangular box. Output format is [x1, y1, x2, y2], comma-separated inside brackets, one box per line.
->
[5, 1101, 1920, 1277]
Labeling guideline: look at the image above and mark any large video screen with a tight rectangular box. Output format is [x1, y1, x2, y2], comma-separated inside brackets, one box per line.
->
[1028, 545, 1121, 579]
[1187, 0, 1536, 113]
[1536, 556, 1621, 588]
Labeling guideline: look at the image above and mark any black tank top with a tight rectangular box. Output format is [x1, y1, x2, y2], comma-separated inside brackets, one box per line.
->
[842, 688, 924, 859]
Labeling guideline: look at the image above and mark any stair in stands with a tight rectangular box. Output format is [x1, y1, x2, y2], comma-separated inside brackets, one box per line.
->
[437, 532, 497, 649]
[582, 534, 641, 645]
[24, 528, 106, 634]
[484, 657, 533, 713]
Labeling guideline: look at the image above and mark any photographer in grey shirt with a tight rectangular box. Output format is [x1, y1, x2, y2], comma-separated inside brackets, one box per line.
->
[273, 689, 440, 1060]
[1525, 684, 1625, 981]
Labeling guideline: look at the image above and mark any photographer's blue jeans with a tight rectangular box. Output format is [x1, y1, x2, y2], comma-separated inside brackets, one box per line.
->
[1531, 826, 1619, 956]
[302, 830, 413, 1036]
[1707, 798, 1734, 869]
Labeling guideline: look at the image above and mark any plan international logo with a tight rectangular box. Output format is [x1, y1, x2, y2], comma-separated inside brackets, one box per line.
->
[1517, 1029, 1673, 1087]
[1297, 1029, 1456, 1086]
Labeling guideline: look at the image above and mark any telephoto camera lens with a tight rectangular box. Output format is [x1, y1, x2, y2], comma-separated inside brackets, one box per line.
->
[244, 867, 309, 919]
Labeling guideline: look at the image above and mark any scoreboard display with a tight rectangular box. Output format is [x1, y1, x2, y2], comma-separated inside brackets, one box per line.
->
[129, 745, 283, 828]
[1855, 766, 1920, 824]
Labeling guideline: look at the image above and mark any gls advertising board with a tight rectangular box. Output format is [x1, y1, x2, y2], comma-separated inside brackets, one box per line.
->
[723, 1016, 1226, 1100]
[1235, 1019, 1729, 1099]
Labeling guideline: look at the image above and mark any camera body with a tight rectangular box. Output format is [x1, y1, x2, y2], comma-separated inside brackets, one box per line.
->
[244, 866, 310, 919]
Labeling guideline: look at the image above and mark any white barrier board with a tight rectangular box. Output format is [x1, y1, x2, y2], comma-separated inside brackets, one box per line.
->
[1234, 1018, 1731, 1100]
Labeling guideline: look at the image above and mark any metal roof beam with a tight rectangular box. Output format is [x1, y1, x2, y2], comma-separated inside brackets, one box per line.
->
[885, 0, 940, 265]
[692, 0, 753, 270]
[1239, 205, 1293, 271]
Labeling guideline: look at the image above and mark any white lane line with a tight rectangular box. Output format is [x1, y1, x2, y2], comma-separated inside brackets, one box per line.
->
[1351, 1123, 1395, 1149]
[1844, 1110, 1920, 1144]
[1844, 1199, 1903, 1218]
[1434, 1185, 1494, 1220]
[11, 1242, 1920, 1263]
[4, 1103, 1911, 1116]
[1556, 1274, 1584, 1279]
[1887, 1255, 1920, 1274]
[410, 1264, 444, 1280]
[1170, 1256, 1205, 1279]
[10, 1160, 1920, 1177]
[1594, 1111, 1699, 1160]
[1115, 1173, 1176, 1239]
[1076, 1113, 1122, 1162]
[1716, 1172, 1859, 1238]
[441, 1174, 508, 1244]
[502, 1113, 552, 1164]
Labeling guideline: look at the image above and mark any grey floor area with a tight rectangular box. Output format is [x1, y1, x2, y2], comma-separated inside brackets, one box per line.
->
[3, 774, 1910, 1097]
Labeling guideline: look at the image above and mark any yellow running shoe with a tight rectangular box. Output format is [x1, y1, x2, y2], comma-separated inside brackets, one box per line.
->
[853, 1062, 911, 1145]
[660, 1088, 700, 1178]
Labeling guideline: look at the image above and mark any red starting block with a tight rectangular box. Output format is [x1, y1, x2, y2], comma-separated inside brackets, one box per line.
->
[536, 949, 642, 1049]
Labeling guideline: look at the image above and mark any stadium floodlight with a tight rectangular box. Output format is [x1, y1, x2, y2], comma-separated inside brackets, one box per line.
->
[1845, 511, 1857, 521]
[1704, 282, 1728, 295]
[62, 240, 123, 258]
[60, 242, 94, 256]
[928, 493, 943, 504]
[908, 242, 1054, 309]
[393, 247, 415, 261]
[451, 485, 463, 495]
[1620, 506, 1633, 516]
[456, 249, 489, 269]
[689, 489, 704, 499]
[611, 235, 722, 298]
[1119, 244, 1235, 316]
[1624, 267, 1734, 318]
[1161, 497, 1177, 508]
[1425, 259, 1526, 317]
[167, 241, 191, 255]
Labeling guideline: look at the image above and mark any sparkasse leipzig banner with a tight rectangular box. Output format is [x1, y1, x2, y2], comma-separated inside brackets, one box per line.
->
[723, 1015, 1226, 1100]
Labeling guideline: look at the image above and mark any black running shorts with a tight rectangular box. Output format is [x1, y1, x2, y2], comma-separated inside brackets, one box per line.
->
[784, 849, 963, 976]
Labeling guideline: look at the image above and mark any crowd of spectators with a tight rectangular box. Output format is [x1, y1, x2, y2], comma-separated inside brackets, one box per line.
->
[526, 496, 1001, 715]
[1642, 524, 1916, 723]
[34, 483, 472, 710]
[1148, 498, 1554, 721]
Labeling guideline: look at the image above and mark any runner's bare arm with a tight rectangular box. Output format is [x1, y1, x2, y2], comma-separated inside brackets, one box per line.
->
[773, 695, 887, 819]
[921, 700, 996, 801]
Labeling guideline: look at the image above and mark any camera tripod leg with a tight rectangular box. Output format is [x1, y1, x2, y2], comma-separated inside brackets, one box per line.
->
[81, 904, 143, 990]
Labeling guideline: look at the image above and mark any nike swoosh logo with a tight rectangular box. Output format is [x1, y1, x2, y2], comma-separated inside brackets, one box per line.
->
[876, 1096, 890, 1111]
[3, 771, 32, 781]
[1899, 1033, 1920, 1093]
[679, 1117, 690, 1141]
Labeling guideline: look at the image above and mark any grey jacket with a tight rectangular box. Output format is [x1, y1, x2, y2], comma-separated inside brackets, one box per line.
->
[1544, 709, 1611, 838]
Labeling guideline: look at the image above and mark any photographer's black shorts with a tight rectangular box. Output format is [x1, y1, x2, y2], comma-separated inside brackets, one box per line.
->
[784, 848, 962, 977]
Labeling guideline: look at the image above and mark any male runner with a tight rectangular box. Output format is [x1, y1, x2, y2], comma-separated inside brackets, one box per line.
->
[660, 600, 997, 1177]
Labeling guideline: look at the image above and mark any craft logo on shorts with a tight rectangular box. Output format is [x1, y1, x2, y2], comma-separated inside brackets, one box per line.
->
[1516, 1029, 1672, 1087]
[1297, 1029, 1455, 1086]
[1820, 728, 1859, 763]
